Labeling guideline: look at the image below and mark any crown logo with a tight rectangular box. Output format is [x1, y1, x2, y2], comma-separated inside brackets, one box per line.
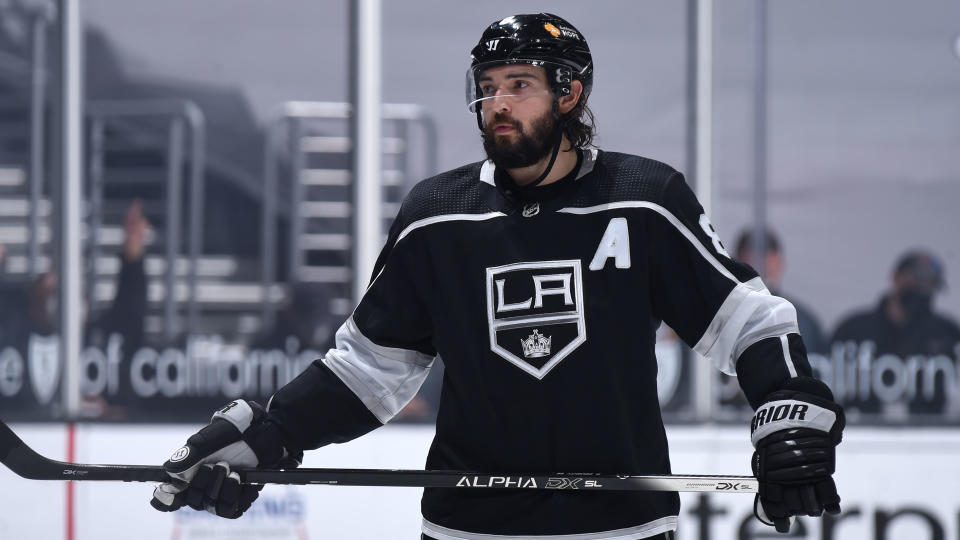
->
[520, 329, 552, 358]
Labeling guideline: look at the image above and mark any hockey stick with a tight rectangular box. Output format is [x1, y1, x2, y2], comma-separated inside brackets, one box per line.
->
[0, 419, 757, 493]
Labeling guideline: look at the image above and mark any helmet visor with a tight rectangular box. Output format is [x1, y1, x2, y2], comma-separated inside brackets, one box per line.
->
[465, 60, 561, 113]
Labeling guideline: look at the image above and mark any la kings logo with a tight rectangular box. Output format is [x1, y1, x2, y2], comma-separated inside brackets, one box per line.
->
[485, 260, 586, 379]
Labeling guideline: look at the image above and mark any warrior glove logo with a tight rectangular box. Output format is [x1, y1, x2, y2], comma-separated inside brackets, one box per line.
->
[169, 446, 190, 463]
[749, 399, 838, 445]
[486, 260, 586, 379]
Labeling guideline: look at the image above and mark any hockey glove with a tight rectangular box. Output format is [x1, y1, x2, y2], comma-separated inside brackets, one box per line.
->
[750, 377, 844, 533]
[150, 400, 301, 518]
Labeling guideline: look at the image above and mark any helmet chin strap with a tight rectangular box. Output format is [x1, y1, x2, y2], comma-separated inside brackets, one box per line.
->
[517, 100, 568, 191]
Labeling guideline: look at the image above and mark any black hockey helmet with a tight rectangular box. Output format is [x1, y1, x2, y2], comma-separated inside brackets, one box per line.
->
[467, 13, 593, 112]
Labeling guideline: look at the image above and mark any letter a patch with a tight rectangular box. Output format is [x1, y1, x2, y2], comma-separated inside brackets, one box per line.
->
[589, 218, 631, 270]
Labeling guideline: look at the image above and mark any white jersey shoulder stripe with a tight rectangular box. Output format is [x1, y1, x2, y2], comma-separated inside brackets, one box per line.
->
[557, 201, 800, 374]
[558, 201, 739, 284]
[322, 317, 435, 423]
[364, 211, 508, 294]
[362, 211, 506, 300]
[397, 212, 507, 243]
[423, 516, 677, 540]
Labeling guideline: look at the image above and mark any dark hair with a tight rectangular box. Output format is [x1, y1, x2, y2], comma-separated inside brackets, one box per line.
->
[893, 250, 945, 291]
[563, 95, 596, 149]
[735, 228, 781, 259]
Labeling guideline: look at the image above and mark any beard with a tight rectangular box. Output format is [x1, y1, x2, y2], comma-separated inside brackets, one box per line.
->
[481, 109, 557, 169]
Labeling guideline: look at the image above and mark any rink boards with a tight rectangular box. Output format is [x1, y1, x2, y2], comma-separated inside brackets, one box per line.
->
[0, 423, 956, 540]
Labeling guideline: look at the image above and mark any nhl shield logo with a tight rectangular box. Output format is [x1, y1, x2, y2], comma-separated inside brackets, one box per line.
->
[485, 260, 586, 379]
[28, 334, 61, 405]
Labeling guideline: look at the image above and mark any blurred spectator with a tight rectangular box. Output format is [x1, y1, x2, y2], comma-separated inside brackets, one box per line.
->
[735, 228, 827, 354]
[84, 199, 150, 355]
[0, 200, 149, 417]
[713, 228, 829, 418]
[24, 201, 149, 346]
[831, 250, 960, 417]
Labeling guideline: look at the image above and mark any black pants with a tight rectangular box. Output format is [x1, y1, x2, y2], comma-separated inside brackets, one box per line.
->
[423, 532, 675, 540]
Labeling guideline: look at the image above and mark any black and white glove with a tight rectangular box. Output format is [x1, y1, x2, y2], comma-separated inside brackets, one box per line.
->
[750, 377, 844, 533]
[150, 400, 301, 518]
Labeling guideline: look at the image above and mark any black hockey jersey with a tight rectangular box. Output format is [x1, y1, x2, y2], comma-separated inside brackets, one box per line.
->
[265, 149, 812, 539]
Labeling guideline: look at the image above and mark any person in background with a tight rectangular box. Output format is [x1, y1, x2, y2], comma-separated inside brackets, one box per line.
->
[715, 228, 829, 416]
[84, 198, 150, 355]
[24, 199, 150, 349]
[831, 250, 960, 416]
[735, 228, 826, 354]
[4, 200, 149, 417]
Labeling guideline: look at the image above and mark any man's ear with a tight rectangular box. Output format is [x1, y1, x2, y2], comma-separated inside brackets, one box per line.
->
[558, 80, 584, 115]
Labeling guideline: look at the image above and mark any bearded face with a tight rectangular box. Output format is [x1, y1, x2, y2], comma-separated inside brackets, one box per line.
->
[481, 108, 557, 169]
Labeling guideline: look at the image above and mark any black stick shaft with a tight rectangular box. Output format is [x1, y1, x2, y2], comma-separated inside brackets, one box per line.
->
[242, 469, 757, 493]
[0, 420, 757, 493]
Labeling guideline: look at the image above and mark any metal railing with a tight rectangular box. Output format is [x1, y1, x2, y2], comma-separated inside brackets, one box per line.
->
[27, 2, 54, 278]
[0, 0, 55, 277]
[259, 101, 438, 328]
[7, 1, 207, 342]
[85, 99, 206, 341]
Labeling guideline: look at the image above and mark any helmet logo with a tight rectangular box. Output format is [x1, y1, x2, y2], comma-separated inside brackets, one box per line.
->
[558, 26, 581, 40]
[544, 23, 561, 38]
[554, 68, 572, 96]
[486, 39, 501, 51]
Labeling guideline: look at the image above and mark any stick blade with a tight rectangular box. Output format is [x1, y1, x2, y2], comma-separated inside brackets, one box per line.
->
[0, 419, 168, 482]
[0, 418, 61, 480]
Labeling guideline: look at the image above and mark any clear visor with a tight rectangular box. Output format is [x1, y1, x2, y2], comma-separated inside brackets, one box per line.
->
[465, 60, 557, 113]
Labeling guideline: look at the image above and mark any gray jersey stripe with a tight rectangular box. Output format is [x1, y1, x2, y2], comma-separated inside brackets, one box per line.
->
[695, 287, 799, 373]
[322, 316, 435, 423]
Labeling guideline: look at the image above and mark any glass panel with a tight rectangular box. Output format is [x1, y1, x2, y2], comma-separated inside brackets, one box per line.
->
[711, 0, 960, 425]
[0, 1, 62, 421]
[5, 1, 953, 427]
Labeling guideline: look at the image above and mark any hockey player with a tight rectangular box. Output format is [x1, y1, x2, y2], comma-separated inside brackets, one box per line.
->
[149, 13, 844, 539]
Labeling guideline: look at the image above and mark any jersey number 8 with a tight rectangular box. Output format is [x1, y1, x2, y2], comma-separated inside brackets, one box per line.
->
[698, 214, 731, 258]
